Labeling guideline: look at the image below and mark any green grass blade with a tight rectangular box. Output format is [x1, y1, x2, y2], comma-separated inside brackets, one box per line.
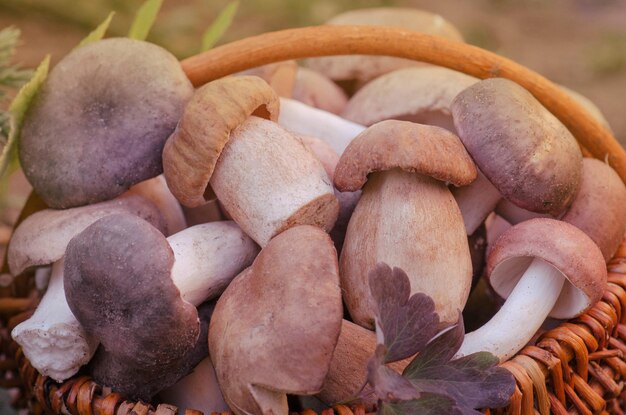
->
[201, 1, 239, 51]
[128, 0, 163, 40]
[78, 11, 115, 48]
[0, 55, 50, 180]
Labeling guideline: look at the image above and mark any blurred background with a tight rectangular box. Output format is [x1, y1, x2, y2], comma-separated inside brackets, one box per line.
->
[1, 0, 625, 144]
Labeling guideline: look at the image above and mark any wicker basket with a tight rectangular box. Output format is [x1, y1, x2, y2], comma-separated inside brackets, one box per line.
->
[1, 25, 625, 415]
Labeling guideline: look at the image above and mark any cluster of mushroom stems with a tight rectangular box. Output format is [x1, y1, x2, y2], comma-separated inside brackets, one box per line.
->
[6, 7, 626, 415]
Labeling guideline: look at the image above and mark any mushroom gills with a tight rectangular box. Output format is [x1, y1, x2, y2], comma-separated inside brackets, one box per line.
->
[457, 257, 565, 361]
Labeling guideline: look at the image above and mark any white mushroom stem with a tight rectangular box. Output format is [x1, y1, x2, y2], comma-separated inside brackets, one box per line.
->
[169, 221, 260, 306]
[452, 169, 502, 235]
[12, 221, 258, 382]
[210, 116, 339, 247]
[11, 260, 98, 382]
[159, 357, 228, 413]
[457, 257, 565, 362]
[278, 98, 365, 155]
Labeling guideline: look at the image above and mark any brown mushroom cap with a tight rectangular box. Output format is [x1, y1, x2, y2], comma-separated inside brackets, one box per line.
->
[451, 78, 583, 216]
[342, 66, 477, 129]
[306, 8, 463, 84]
[334, 120, 477, 192]
[487, 218, 606, 319]
[209, 225, 342, 415]
[562, 158, 626, 262]
[64, 214, 199, 369]
[163, 76, 280, 208]
[292, 67, 349, 115]
[19, 38, 193, 209]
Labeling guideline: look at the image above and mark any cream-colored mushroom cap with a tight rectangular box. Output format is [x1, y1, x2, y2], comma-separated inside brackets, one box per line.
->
[306, 8, 463, 84]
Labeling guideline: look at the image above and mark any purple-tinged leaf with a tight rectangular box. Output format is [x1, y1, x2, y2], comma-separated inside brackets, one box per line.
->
[369, 263, 439, 363]
[367, 345, 420, 402]
[378, 393, 463, 415]
[404, 321, 516, 411]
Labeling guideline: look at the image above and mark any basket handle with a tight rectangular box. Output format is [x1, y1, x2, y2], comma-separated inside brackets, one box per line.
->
[181, 25, 626, 184]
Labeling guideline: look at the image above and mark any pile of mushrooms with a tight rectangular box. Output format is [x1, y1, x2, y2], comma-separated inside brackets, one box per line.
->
[5, 6, 624, 415]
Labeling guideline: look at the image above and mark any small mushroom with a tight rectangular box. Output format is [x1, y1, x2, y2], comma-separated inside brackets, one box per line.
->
[64, 214, 258, 400]
[334, 120, 476, 328]
[163, 76, 339, 246]
[450, 78, 583, 234]
[209, 226, 343, 415]
[457, 219, 607, 361]
[342, 66, 478, 131]
[306, 8, 464, 87]
[278, 98, 365, 155]
[19, 38, 194, 208]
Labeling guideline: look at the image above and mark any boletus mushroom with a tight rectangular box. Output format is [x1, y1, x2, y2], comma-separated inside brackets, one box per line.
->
[9, 176, 182, 381]
[450, 78, 583, 234]
[209, 225, 343, 415]
[63, 214, 258, 399]
[334, 120, 476, 328]
[457, 218, 607, 361]
[19, 38, 194, 209]
[163, 76, 339, 246]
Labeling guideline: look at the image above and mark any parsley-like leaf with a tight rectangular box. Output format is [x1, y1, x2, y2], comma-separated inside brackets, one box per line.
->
[403, 314, 515, 409]
[367, 263, 516, 415]
[369, 263, 439, 363]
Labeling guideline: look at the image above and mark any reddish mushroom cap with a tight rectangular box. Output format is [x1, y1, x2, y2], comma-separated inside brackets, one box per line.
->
[334, 120, 477, 192]
[209, 225, 342, 415]
[487, 218, 607, 319]
[451, 78, 583, 216]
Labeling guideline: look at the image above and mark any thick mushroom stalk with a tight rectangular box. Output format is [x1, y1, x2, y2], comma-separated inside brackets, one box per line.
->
[335, 120, 476, 327]
[457, 219, 607, 362]
[11, 260, 97, 381]
[209, 226, 343, 415]
[450, 78, 583, 235]
[163, 76, 339, 246]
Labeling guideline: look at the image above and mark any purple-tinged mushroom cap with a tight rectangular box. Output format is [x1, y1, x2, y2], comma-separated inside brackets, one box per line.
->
[19, 38, 193, 208]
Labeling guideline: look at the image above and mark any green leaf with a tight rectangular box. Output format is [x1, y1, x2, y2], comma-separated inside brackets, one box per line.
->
[128, 0, 163, 40]
[379, 394, 462, 415]
[0, 55, 49, 180]
[403, 315, 516, 410]
[200, 0, 239, 51]
[369, 263, 439, 363]
[78, 11, 115, 48]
